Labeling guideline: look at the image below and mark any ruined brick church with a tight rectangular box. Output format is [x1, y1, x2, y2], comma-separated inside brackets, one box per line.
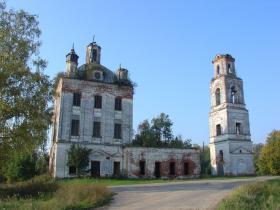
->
[49, 40, 201, 178]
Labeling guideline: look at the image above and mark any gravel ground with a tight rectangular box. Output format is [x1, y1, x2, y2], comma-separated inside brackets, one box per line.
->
[98, 176, 278, 210]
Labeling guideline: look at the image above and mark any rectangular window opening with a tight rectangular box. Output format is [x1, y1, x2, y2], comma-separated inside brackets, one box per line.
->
[115, 97, 122, 111]
[94, 95, 102, 109]
[71, 119, 79, 136]
[216, 124, 222, 136]
[114, 123, 122, 139]
[73, 93, 81, 106]
[93, 121, 101, 137]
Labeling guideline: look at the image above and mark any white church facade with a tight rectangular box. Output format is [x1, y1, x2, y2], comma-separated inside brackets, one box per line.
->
[49, 40, 201, 178]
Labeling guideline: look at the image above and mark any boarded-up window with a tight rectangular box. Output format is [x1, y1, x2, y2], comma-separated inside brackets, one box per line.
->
[216, 124, 222, 136]
[115, 97, 122, 111]
[93, 121, 101, 137]
[140, 161, 145, 175]
[169, 162, 175, 175]
[71, 119, 79, 136]
[94, 95, 102, 109]
[73, 93, 81, 106]
[114, 123, 122, 139]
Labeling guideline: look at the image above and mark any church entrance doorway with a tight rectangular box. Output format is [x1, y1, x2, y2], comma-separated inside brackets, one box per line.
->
[91, 161, 100, 177]
[154, 162, 161, 178]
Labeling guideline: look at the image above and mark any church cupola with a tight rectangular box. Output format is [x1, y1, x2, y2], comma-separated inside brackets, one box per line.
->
[66, 44, 79, 78]
[86, 38, 101, 64]
[212, 54, 236, 78]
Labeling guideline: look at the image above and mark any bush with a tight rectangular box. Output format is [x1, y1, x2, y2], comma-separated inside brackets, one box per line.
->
[5, 154, 37, 182]
[217, 179, 280, 210]
[0, 178, 112, 210]
[67, 144, 92, 176]
[0, 174, 57, 200]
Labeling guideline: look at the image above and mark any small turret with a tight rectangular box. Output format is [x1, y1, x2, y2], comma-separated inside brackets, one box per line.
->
[116, 65, 128, 81]
[86, 37, 101, 64]
[66, 44, 79, 78]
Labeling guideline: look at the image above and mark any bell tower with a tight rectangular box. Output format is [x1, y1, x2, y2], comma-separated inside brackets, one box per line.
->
[209, 54, 254, 175]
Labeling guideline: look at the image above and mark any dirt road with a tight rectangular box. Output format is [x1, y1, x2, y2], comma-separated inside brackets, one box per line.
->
[100, 176, 277, 210]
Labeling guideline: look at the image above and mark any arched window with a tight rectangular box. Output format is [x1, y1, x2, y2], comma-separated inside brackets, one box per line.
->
[216, 65, 220, 76]
[230, 86, 237, 103]
[215, 88, 221, 105]
[228, 63, 232, 73]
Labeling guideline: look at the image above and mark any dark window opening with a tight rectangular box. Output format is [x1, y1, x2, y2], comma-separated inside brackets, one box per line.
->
[114, 123, 122, 139]
[91, 49, 97, 62]
[236, 123, 241, 135]
[94, 95, 102, 109]
[113, 162, 120, 177]
[69, 166, 76, 174]
[154, 162, 161, 178]
[216, 124, 222, 136]
[169, 162, 176, 176]
[228, 63, 232, 73]
[230, 86, 237, 103]
[73, 93, 81, 106]
[184, 162, 189, 175]
[140, 161, 145, 175]
[217, 65, 220, 76]
[219, 150, 224, 162]
[71, 119, 79, 136]
[93, 121, 101, 137]
[215, 88, 221, 105]
[115, 97, 122, 111]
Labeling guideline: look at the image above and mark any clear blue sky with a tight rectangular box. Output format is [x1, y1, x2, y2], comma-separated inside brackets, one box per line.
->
[7, 0, 280, 145]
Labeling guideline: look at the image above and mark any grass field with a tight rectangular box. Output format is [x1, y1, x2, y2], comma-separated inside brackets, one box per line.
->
[217, 178, 280, 210]
[0, 175, 113, 210]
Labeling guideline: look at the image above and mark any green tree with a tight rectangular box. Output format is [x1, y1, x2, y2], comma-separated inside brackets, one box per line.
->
[5, 153, 36, 182]
[133, 120, 157, 147]
[151, 113, 173, 146]
[258, 130, 280, 175]
[67, 144, 92, 176]
[132, 113, 192, 149]
[253, 143, 264, 174]
[0, 1, 52, 180]
[200, 145, 211, 175]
